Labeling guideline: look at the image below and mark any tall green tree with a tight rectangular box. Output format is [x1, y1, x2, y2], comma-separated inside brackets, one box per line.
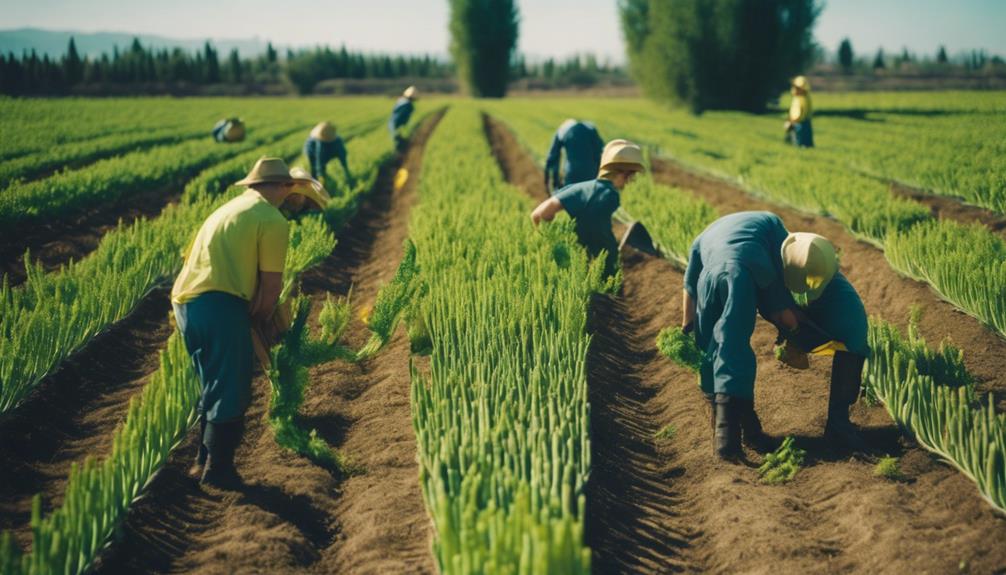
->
[619, 0, 820, 113]
[873, 48, 886, 70]
[64, 37, 83, 85]
[448, 0, 520, 97]
[936, 45, 949, 64]
[837, 37, 854, 73]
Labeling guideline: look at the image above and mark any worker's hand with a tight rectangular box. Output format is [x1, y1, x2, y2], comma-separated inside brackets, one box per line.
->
[530, 197, 562, 227]
[783, 121, 793, 131]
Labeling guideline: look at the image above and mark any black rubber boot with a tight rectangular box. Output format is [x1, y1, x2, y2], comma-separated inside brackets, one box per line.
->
[735, 398, 780, 453]
[201, 419, 244, 489]
[824, 351, 867, 451]
[714, 393, 742, 460]
[188, 415, 208, 479]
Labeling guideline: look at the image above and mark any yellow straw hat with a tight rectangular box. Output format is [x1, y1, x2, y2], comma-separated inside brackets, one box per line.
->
[224, 118, 245, 142]
[403, 85, 418, 99]
[781, 232, 837, 302]
[235, 157, 296, 187]
[310, 122, 337, 142]
[792, 75, 810, 91]
[289, 167, 331, 209]
[598, 139, 645, 179]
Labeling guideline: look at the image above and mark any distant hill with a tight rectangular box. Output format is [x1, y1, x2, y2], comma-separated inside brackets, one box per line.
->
[0, 28, 278, 59]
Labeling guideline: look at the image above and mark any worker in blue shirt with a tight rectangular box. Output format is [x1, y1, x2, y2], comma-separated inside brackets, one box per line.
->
[681, 212, 868, 459]
[304, 122, 352, 186]
[212, 117, 245, 143]
[388, 86, 417, 149]
[544, 119, 605, 192]
[530, 139, 644, 277]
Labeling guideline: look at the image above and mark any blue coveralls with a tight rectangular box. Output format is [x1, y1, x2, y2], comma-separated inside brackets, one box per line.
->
[172, 293, 253, 423]
[212, 119, 230, 142]
[304, 136, 350, 180]
[545, 121, 605, 188]
[683, 211, 867, 399]
[388, 97, 414, 138]
[792, 119, 815, 148]
[553, 178, 620, 276]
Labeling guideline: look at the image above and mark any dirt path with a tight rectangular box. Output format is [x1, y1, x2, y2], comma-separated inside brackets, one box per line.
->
[890, 181, 1006, 240]
[92, 112, 442, 575]
[0, 286, 174, 551]
[0, 186, 183, 286]
[484, 114, 1006, 574]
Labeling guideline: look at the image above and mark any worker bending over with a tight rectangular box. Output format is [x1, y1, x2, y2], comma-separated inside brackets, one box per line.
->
[530, 139, 644, 277]
[784, 76, 814, 148]
[389, 85, 417, 149]
[304, 121, 352, 185]
[545, 118, 605, 192]
[212, 117, 246, 143]
[172, 157, 317, 488]
[682, 211, 868, 459]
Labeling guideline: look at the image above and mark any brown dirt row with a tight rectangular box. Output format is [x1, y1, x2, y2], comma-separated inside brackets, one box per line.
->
[0, 286, 174, 551]
[0, 186, 183, 286]
[484, 114, 1006, 574]
[93, 112, 443, 575]
[890, 181, 1006, 239]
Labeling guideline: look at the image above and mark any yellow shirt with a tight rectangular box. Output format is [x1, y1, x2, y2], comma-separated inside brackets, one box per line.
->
[789, 94, 812, 123]
[171, 189, 289, 304]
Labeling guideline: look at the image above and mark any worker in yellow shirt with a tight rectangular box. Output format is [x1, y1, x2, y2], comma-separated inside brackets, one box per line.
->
[784, 76, 814, 148]
[171, 156, 305, 488]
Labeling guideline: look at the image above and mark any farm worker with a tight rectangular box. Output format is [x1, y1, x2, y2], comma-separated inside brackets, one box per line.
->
[388, 85, 417, 148]
[304, 121, 352, 185]
[530, 139, 645, 276]
[681, 211, 868, 460]
[784, 76, 814, 148]
[171, 156, 302, 488]
[544, 118, 605, 191]
[212, 117, 246, 143]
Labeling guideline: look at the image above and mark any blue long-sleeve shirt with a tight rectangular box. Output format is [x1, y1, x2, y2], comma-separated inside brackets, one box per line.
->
[304, 136, 349, 180]
[545, 121, 604, 187]
[389, 97, 415, 133]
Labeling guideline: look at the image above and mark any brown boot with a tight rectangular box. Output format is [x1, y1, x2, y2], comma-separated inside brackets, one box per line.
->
[714, 394, 742, 460]
[824, 351, 867, 451]
[201, 419, 244, 489]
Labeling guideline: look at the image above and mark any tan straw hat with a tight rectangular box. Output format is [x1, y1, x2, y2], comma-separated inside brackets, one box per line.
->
[781, 232, 837, 302]
[792, 75, 810, 91]
[310, 121, 337, 142]
[403, 85, 417, 99]
[235, 157, 296, 187]
[598, 139, 645, 178]
[289, 167, 331, 209]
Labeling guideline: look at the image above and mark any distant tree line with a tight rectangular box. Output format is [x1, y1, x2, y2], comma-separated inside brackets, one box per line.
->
[0, 35, 625, 96]
[835, 37, 1004, 74]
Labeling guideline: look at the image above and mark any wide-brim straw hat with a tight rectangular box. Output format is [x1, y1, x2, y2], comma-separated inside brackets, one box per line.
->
[403, 85, 418, 99]
[289, 167, 331, 209]
[792, 75, 810, 91]
[235, 157, 296, 187]
[598, 139, 645, 177]
[781, 232, 837, 301]
[310, 121, 337, 142]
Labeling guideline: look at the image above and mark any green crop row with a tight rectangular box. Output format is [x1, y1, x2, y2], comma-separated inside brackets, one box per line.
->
[865, 318, 1005, 513]
[409, 105, 603, 572]
[0, 125, 208, 190]
[0, 106, 433, 574]
[0, 107, 388, 415]
[484, 101, 1006, 341]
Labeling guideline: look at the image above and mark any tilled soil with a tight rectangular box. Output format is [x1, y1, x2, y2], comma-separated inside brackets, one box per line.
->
[484, 114, 1006, 574]
[0, 186, 183, 286]
[0, 286, 174, 552]
[93, 113, 442, 575]
[890, 180, 1006, 239]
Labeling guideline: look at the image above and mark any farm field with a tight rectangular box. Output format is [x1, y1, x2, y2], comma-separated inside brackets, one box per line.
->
[1, 93, 1005, 574]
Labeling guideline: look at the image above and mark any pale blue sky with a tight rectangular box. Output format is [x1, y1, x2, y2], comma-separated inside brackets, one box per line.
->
[1, 0, 1004, 61]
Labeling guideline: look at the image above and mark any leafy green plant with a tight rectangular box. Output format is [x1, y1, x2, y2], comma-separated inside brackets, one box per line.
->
[759, 436, 806, 485]
[874, 456, 905, 481]
[654, 424, 676, 440]
[656, 326, 704, 373]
